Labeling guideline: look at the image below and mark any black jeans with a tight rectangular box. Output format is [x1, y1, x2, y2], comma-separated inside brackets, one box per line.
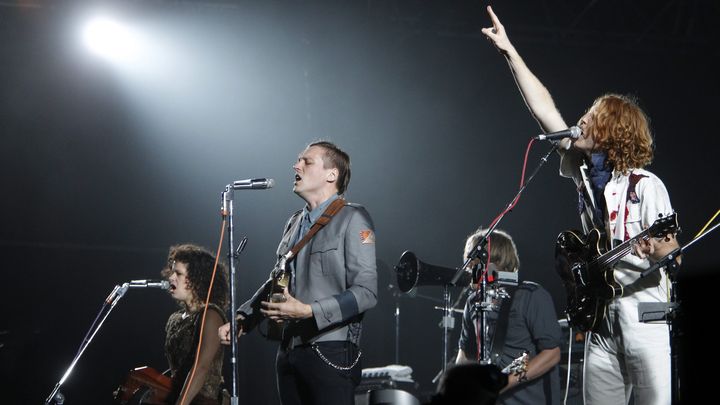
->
[276, 341, 362, 405]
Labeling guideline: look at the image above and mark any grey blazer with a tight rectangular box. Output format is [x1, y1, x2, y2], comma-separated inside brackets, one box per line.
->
[238, 201, 378, 346]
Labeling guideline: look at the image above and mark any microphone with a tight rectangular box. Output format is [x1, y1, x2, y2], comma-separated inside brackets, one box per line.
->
[232, 178, 275, 190]
[127, 279, 170, 289]
[535, 126, 582, 141]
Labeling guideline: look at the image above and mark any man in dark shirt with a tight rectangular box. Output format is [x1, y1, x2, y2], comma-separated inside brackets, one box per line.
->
[456, 228, 562, 405]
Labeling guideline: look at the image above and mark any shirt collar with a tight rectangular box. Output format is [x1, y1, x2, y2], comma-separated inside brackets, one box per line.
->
[303, 194, 340, 225]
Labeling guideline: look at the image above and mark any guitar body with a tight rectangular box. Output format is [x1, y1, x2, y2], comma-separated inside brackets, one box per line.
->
[555, 228, 622, 332]
[266, 269, 290, 341]
[114, 366, 170, 405]
[555, 212, 679, 332]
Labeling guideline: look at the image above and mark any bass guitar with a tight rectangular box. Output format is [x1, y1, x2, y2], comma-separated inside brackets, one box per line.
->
[554, 212, 678, 332]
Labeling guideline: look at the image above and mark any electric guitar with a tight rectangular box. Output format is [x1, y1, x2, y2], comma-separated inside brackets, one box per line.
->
[554, 212, 679, 332]
[266, 257, 290, 341]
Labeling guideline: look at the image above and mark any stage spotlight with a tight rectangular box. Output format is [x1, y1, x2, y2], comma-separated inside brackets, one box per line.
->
[82, 16, 140, 63]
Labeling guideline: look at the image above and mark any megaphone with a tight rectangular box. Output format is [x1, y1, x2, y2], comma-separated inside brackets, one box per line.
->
[394, 250, 470, 293]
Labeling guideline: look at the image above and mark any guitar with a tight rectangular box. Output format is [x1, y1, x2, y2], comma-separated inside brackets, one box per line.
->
[554, 212, 679, 332]
[266, 257, 290, 341]
[114, 366, 170, 405]
[114, 366, 222, 405]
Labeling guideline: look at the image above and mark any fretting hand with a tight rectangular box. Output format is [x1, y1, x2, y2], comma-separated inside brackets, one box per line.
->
[633, 233, 678, 262]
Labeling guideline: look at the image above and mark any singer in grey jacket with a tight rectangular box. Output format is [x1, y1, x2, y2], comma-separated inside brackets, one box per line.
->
[219, 141, 377, 405]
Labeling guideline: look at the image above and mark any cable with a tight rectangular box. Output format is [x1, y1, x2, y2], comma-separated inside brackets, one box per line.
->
[562, 325, 573, 405]
[179, 219, 227, 405]
[695, 209, 720, 239]
[486, 138, 536, 233]
[472, 138, 536, 363]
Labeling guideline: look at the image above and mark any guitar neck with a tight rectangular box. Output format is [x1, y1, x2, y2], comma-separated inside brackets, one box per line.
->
[593, 229, 650, 269]
[593, 213, 678, 270]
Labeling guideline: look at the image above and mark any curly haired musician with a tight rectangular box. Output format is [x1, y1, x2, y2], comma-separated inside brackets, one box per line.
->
[479, 6, 679, 405]
[162, 244, 230, 405]
[456, 228, 563, 405]
[219, 141, 378, 405]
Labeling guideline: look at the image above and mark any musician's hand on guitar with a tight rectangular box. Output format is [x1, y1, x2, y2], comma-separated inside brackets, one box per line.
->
[633, 238, 654, 259]
[634, 232, 678, 262]
[261, 287, 313, 321]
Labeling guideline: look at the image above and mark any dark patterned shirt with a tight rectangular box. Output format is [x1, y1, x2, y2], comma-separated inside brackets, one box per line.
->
[165, 304, 227, 404]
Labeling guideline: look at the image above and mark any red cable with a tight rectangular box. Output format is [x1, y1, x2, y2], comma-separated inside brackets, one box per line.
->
[473, 137, 536, 362]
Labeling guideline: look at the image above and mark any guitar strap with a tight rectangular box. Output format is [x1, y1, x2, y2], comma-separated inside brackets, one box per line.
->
[282, 197, 346, 264]
[618, 172, 647, 243]
[578, 174, 605, 232]
[488, 285, 518, 366]
[264, 198, 345, 341]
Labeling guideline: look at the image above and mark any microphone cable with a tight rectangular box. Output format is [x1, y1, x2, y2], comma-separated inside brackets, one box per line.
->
[477, 137, 536, 284]
[695, 209, 719, 239]
[179, 218, 227, 405]
[562, 323, 573, 405]
[471, 137, 538, 363]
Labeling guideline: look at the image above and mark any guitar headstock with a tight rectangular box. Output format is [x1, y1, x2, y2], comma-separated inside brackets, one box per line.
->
[647, 212, 680, 238]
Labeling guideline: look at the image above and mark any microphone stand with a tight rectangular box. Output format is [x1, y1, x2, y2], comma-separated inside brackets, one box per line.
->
[449, 144, 557, 366]
[394, 296, 400, 364]
[639, 220, 719, 405]
[45, 283, 130, 404]
[390, 287, 402, 365]
[221, 185, 249, 405]
[441, 284, 453, 374]
[430, 284, 461, 385]
[392, 286, 446, 368]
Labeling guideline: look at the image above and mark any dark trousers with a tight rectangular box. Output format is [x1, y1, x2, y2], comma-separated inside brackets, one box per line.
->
[276, 341, 362, 405]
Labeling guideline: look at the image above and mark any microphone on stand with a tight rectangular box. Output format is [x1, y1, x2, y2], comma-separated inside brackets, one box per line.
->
[232, 178, 275, 190]
[535, 126, 582, 141]
[221, 185, 232, 217]
[127, 280, 170, 289]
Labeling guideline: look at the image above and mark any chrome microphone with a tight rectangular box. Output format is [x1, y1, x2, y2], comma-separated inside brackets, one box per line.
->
[232, 178, 275, 190]
[535, 126, 582, 141]
[127, 279, 170, 289]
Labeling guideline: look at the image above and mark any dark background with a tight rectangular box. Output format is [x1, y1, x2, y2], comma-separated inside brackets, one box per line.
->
[1, 1, 717, 404]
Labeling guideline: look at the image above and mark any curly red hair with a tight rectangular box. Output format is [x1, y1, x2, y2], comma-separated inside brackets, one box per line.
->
[588, 94, 654, 174]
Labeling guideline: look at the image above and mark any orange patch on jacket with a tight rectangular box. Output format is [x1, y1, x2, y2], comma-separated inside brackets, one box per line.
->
[359, 230, 375, 244]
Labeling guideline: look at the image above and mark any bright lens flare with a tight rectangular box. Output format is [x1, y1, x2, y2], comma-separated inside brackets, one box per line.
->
[82, 17, 140, 62]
